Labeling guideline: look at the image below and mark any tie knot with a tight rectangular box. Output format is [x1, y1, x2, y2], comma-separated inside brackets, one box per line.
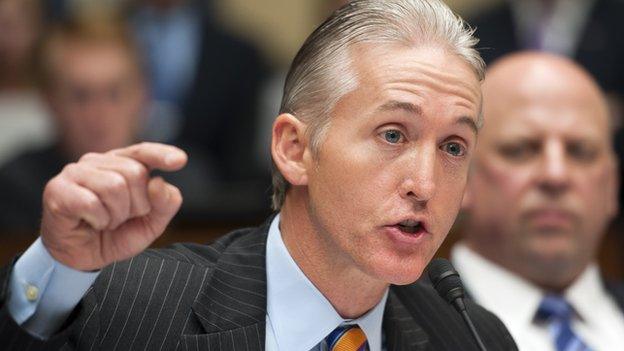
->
[536, 294, 574, 322]
[326, 324, 369, 351]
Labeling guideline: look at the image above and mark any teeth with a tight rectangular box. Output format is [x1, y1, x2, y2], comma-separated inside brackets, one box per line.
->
[399, 220, 420, 226]
[398, 221, 421, 233]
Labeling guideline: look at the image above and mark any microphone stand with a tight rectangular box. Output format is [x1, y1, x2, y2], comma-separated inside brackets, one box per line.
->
[428, 258, 488, 351]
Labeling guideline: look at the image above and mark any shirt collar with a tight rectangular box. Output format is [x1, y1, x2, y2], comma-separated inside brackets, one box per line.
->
[452, 242, 608, 328]
[451, 243, 543, 333]
[266, 214, 388, 351]
[565, 263, 606, 323]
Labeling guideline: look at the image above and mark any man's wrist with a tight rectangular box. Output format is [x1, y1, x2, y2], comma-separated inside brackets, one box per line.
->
[40, 235, 100, 273]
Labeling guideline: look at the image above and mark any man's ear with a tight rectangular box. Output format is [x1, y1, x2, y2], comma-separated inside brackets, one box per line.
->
[271, 113, 311, 186]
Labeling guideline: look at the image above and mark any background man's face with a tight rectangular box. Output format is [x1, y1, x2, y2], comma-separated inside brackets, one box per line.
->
[305, 44, 481, 285]
[46, 41, 146, 157]
[466, 59, 618, 284]
[0, 0, 39, 69]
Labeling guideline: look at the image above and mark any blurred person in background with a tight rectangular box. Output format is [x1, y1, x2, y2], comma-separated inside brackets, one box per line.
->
[468, 0, 624, 211]
[0, 0, 54, 166]
[129, 0, 269, 183]
[0, 14, 217, 232]
[453, 52, 624, 351]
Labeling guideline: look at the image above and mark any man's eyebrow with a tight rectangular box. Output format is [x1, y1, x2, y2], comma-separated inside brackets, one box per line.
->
[456, 116, 479, 135]
[378, 100, 479, 135]
[377, 101, 423, 115]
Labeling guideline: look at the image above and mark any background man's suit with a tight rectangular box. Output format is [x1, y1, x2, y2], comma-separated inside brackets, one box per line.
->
[0, 218, 517, 350]
[606, 281, 624, 313]
[469, 0, 624, 96]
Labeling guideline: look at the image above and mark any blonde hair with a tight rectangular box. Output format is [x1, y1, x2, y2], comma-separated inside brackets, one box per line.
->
[37, 13, 142, 89]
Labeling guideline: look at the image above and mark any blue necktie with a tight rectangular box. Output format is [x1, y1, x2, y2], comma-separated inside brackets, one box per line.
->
[536, 295, 592, 351]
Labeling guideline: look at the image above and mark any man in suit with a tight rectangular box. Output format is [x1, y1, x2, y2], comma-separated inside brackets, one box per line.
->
[0, 13, 219, 232]
[128, 0, 272, 219]
[469, 0, 624, 209]
[453, 52, 624, 350]
[0, 0, 517, 350]
[469, 0, 624, 97]
[130, 0, 268, 184]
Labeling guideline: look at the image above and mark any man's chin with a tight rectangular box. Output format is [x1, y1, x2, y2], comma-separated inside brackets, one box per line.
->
[522, 245, 582, 277]
[387, 274, 424, 286]
[526, 236, 577, 259]
[364, 260, 427, 286]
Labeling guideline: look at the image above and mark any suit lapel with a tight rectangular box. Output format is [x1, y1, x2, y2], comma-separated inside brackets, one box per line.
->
[605, 281, 624, 314]
[383, 288, 430, 351]
[182, 223, 270, 351]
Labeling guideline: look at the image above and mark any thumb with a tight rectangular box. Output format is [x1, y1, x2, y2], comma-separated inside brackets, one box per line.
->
[145, 176, 183, 234]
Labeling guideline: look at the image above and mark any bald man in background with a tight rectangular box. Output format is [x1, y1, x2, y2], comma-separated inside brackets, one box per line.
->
[452, 52, 624, 351]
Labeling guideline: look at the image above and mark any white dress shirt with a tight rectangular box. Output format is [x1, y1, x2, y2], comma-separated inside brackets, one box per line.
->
[266, 214, 388, 351]
[8, 214, 389, 350]
[452, 242, 624, 351]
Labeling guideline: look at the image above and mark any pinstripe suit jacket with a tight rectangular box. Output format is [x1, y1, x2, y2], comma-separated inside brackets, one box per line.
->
[0, 218, 517, 350]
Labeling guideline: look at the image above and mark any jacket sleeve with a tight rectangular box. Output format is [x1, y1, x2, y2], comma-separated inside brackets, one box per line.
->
[0, 254, 103, 350]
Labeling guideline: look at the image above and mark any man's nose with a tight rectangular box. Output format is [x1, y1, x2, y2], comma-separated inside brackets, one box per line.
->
[399, 145, 436, 203]
[81, 93, 115, 120]
[538, 140, 571, 195]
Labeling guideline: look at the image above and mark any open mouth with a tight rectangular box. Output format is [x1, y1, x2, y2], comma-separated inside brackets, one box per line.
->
[395, 220, 425, 234]
[393, 219, 426, 235]
[384, 219, 429, 245]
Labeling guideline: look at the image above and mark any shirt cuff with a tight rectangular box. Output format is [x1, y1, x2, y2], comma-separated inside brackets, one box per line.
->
[7, 237, 100, 339]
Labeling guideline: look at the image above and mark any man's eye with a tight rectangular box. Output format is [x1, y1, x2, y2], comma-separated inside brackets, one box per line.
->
[442, 142, 465, 157]
[498, 143, 539, 161]
[567, 142, 598, 162]
[382, 130, 403, 144]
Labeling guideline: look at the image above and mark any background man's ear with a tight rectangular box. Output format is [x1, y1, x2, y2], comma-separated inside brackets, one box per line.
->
[271, 113, 310, 186]
[461, 176, 474, 211]
[607, 155, 620, 219]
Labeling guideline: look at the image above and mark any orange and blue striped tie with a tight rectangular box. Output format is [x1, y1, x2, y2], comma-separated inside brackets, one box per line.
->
[325, 325, 369, 351]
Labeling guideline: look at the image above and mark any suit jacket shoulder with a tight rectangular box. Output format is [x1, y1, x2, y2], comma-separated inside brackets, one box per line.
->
[387, 281, 518, 350]
[0, 145, 68, 231]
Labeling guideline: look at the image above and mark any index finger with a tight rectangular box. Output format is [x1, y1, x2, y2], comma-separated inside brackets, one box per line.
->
[111, 142, 188, 171]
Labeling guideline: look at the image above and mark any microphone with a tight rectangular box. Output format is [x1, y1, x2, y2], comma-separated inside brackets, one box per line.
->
[428, 258, 487, 351]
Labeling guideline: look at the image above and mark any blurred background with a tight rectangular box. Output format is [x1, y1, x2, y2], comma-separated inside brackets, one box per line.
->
[0, 0, 622, 279]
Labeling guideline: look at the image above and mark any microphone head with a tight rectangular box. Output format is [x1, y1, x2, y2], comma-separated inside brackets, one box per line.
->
[428, 258, 465, 305]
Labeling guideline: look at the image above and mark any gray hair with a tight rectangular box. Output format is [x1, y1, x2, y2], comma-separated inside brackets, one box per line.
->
[271, 0, 485, 210]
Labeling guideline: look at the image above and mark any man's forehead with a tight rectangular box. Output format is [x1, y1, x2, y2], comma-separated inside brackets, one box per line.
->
[351, 42, 481, 90]
[484, 106, 609, 143]
[483, 53, 609, 135]
[349, 43, 482, 117]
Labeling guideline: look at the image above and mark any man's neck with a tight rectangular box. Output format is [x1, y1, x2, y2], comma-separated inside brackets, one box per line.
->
[279, 194, 387, 319]
[464, 239, 586, 294]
